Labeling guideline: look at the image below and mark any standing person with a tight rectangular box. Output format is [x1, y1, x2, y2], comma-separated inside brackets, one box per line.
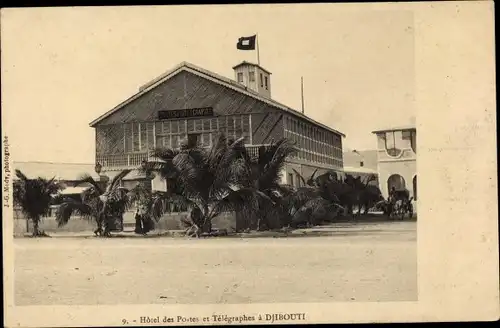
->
[134, 207, 143, 234]
[389, 186, 397, 203]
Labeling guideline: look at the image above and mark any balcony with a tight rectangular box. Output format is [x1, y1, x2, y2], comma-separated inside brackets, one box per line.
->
[96, 145, 264, 171]
[96, 152, 151, 170]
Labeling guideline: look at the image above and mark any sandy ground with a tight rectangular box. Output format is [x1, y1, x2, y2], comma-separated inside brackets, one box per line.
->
[14, 221, 417, 305]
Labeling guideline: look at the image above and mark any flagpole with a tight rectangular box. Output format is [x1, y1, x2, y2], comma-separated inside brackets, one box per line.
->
[256, 34, 261, 66]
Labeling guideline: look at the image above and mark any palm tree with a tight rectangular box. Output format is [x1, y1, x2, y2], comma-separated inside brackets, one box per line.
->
[141, 134, 260, 238]
[287, 169, 344, 225]
[334, 173, 383, 217]
[55, 169, 132, 236]
[356, 174, 383, 215]
[231, 138, 299, 230]
[13, 170, 62, 237]
[126, 181, 170, 234]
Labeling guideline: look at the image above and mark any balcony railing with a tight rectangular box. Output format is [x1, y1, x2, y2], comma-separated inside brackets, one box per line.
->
[96, 152, 150, 169]
[96, 145, 265, 170]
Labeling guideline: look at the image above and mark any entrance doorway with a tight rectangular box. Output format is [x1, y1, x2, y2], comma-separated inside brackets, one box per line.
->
[387, 174, 406, 191]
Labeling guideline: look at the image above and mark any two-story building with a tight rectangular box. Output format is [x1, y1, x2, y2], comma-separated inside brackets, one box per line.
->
[372, 126, 417, 203]
[89, 61, 346, 193]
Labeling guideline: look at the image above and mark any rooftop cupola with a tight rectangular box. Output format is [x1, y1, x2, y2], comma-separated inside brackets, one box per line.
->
[232, 61, 272, 99]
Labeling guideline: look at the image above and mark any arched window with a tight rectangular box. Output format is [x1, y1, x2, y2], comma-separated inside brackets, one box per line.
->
[387, 174, 406, 192]
[413, 175, 417, 200]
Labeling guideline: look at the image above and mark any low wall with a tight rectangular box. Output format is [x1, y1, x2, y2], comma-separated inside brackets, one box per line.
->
[13, 210, 237, 236]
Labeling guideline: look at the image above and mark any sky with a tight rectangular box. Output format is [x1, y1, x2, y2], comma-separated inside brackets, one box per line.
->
[2, 4, 415, 164]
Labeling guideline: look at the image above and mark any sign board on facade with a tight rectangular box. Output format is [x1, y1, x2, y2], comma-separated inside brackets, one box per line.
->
[158, 107, 214, 120]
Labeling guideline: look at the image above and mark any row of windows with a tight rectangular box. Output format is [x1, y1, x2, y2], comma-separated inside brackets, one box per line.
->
[293, 150, 343, 167]
[237, 71, 269, 90]
[123, 115, 252, 152]
[284, 117, 341, 147]
[285, 130, 343, 159]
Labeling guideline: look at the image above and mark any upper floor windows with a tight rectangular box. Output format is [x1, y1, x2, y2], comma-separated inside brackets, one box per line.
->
[378, 129, 416, 157]
[237, 72, 244, 83]
[384, 131, 403, 157]
[410, 131, 416, 153]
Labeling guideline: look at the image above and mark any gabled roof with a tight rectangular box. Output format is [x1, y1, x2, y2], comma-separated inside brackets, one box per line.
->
[89, 61, 345, 137]
[371, 125, 416, 134]
[232, 61, 272, 75]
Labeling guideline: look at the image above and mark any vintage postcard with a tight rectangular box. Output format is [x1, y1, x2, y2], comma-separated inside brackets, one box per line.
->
[1, 2, 498, 326]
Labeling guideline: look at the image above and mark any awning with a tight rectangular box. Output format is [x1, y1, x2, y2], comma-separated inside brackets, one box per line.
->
[60, 186, 90, 195]
[122, 169, 151, 181]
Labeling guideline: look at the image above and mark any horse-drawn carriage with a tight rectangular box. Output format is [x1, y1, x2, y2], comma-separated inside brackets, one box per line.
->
[375, 189, 414, 220]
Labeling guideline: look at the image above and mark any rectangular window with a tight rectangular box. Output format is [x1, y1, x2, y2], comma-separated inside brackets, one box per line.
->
[203, 119, 210, 131]
[234, 115, 242, 135]
[411, 131, 416, 153]
[178, 120, 186, 134]
[264, 76, 268, 89]
[147, 123, 155, 149]
[171, 121, 179, 134]
[124, 123, 132, 153]
[187, 120, 195, 132]
[385, 131, 396, 149]
[242, 115, 250, 133]
[163, 121, 170, 134]
[211, 118, 218, 131]
[237, 72, 243, 83]
[260, 73, 263, 87]
[163, 135, 171, 148]
[288, 173, 294, 186]
[140, 123, 147, 151]
[132, 123, 140, 152]
[249, 71, 255, 82]
[218, 117, 226, 135]
[172, 135, 179, 149]
[195, 119, 202, 132]
[227, 117, 235, 139]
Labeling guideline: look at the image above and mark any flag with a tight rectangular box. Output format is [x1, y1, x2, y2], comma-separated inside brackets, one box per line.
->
[236, 35, 257, 50]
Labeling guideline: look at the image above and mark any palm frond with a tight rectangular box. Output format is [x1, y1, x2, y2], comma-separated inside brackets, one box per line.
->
[308, 169, 319, 186]
[105, 169, 131, 194]
[140, 147, 180, 179]
[14, 169, 29, 182]
[257, 138, 297, 189]
[210, 187, 259, 219]
[76, 174, 104, 194]
[292, 168, 307, 187]
[55, 199, 93, 227]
